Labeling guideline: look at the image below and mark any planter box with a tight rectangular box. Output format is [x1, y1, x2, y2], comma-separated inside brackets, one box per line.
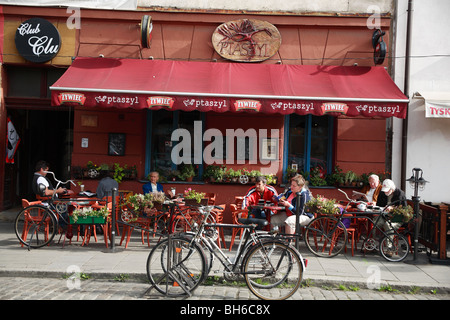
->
[184, 198, 208, 206]
[70, 216, 106, 224]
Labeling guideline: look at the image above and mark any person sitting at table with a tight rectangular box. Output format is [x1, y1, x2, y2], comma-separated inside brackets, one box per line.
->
[362, 174, 382, 204]
[242, 176, 278, 221]
[272, 174, 313, 234]
[96, 170, 119, 199]
[375, 179, 407, 249]
[143, 171, 175, 198]
[32, 160, 67, 199]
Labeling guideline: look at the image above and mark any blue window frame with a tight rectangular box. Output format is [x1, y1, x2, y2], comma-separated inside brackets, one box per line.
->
[144, 110, 205, 179]
[283, 114, 334, 180]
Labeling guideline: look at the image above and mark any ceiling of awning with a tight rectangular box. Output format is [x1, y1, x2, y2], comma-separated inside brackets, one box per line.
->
[50, 57, 409, 118]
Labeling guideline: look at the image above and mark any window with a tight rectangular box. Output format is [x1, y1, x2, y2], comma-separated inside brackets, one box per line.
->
[6, 66, 66, 98]
[147, 110, 203, 179]
[286, 114, 333, 177]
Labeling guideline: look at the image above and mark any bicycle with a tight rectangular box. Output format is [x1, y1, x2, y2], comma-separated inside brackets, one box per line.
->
[14, 171, 77, 249]
[303, 189, 410, 262]
[145, 204, 306, 300]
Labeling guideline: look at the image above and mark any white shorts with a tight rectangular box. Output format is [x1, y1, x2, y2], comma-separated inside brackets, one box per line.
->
[271, 212, 312, 229]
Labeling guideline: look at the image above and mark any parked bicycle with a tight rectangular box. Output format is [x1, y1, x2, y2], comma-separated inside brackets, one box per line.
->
[14, 171, 77, 249]
[145, 204, 306, 300]
[303, 189, 411, 262]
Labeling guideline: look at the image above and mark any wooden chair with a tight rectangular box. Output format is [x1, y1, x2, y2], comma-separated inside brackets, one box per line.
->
[204, 193, 216, 205]
[229, 204, 249, 251]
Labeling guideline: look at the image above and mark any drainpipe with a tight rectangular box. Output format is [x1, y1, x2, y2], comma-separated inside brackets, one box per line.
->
[401, 0, 413, 191]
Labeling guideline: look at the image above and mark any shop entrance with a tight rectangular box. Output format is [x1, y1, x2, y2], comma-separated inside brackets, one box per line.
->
[4, 108, 73, 207]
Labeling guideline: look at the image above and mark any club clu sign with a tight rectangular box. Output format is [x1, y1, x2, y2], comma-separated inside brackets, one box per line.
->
[15, 18, 61, 63]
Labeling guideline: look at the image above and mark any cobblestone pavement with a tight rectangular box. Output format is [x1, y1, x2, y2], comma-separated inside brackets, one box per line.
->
[1, 276, 449, 301]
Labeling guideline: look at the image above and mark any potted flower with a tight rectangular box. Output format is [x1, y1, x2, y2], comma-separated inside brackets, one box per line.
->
[306, 195, 341, 216]
[126, 193, 154, 212]
[70, 206, 109, 224]
[309, 166, 327, 186]
[178, 164, 196, 182]
[344, 170, 358, 186]
[326, 165, 345, 186]
[388, 205, 414, 223]
[183, 188, 207, 205]
[226, 168, 241, 183]
[248, 170, 261, 183]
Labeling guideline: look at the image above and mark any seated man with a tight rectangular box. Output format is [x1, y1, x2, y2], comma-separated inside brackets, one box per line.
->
[96, 170, 119, 199]
[143, 171, 175, 198]
[362, 174, 383, 204]
[32, 160, 66, 198]
[375, 179, 407, 232]
[242, 176, 278, 220]
[143, 171, 164, 194]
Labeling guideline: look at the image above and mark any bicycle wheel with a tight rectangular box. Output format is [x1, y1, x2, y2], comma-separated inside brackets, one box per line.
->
[146, 236, 207, 296]
[379, 232, 409, 262]
[14, 205, 57, 248]
[304, 216, 348, 257]
[243, 241, 303, 300]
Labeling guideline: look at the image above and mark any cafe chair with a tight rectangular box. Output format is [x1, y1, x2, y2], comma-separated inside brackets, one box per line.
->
[20, 199, 46, 247]
[229, 204, 248, 251]
[204, 193, 217, 205]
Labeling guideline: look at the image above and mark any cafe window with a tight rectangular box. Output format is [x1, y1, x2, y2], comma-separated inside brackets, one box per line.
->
[146, 110, 203, 179]
[286, 114, 333, 177]
[6, 66, 66, 98]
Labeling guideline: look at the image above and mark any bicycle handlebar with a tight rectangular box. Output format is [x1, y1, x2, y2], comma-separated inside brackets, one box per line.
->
[337, 189, 366, 205]
[44, 171, 77, 187]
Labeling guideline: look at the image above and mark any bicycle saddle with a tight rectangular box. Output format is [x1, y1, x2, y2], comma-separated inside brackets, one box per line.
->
[238, 217, 268, 228]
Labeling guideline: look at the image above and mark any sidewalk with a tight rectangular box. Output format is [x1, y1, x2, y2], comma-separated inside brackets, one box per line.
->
[1, 206, 450, 294]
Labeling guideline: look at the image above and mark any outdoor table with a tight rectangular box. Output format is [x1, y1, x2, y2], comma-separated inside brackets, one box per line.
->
[249, 204, 284, 230]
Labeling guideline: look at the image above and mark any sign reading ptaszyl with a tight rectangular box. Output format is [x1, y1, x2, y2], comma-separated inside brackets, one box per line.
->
[15, 17, 61, 63]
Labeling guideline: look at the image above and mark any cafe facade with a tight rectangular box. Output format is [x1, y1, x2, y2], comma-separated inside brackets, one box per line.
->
[0, 4, 408, 218]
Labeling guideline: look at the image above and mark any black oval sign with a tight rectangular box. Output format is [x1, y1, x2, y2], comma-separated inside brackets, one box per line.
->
[15, 18, 61, 63]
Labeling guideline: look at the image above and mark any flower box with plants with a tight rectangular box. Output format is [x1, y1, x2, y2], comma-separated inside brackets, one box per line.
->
[386, 205, 414, 223]
[306, 195, 341, 216]
[183, 188, 207, 205]
[70, 206, 109, 224]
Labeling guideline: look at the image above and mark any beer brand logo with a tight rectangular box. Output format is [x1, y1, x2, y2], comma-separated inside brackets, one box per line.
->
[58, 92, 86, 105]
[147, 96, 175, 109]
[234, 99, 262, 112]
[321, 102, 349, 115]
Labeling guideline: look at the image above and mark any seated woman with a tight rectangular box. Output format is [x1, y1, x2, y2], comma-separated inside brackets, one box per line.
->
[271, 174, 313, 234]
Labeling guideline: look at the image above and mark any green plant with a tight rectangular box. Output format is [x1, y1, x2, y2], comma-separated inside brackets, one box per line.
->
[114, 274, 130, 282]
[309, 166, 327, 186]
[388, 205, 414, 223]
[184, 188, 206, 203]
[113, 163, 127, 183]
[326, 165, 345, 186]
[306, 195, 341, 215]
[248, 170, 261, 178]
[71, 206, 109, 223]
[344, 170, 357, 185]
[178, 164, 196, 180]
[126, 193, 155, 211]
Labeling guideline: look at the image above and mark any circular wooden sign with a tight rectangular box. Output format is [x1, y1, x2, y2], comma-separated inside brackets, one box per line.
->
[212, 19, 281, 62]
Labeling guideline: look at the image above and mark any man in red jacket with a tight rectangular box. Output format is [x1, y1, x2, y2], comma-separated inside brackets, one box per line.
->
[242, 176, 278, 221]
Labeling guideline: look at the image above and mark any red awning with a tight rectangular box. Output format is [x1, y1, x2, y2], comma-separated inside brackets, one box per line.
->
[50, 57, 408, 118]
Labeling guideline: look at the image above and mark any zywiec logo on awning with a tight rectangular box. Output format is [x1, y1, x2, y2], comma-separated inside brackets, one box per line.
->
[147, 96, 175, 109]
[58, 92, 86, 105]
[234, 99, 262, 112]
[321, 102, 349, 115]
